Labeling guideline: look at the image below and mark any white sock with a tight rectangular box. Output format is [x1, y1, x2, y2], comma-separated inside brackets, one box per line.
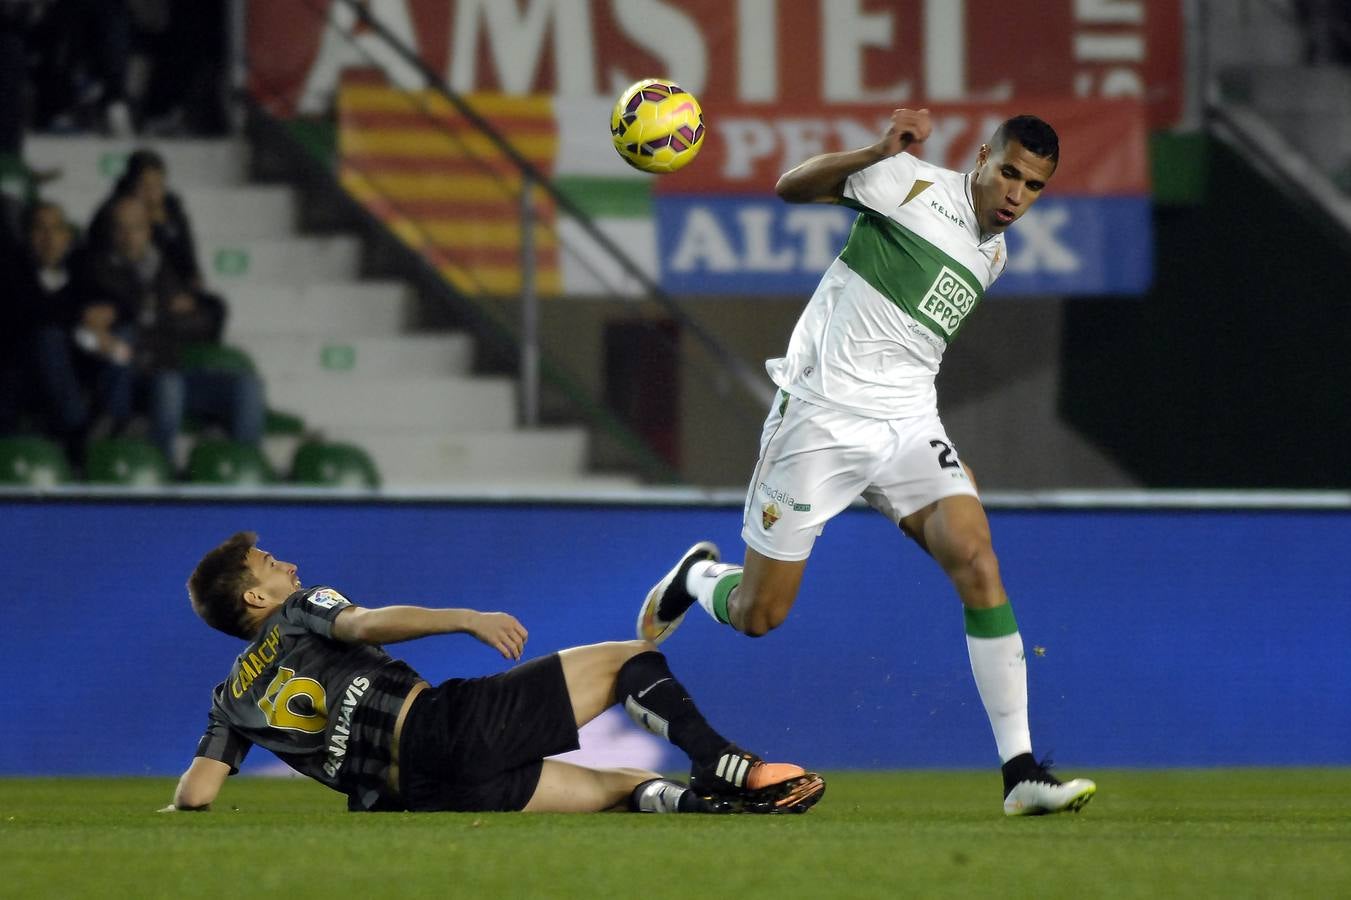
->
[687, 560, 742, 624]
[966, 632, 1033, 763]
[631, 778, 690, 813]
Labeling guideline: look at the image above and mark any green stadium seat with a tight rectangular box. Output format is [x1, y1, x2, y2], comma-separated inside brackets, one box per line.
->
[179, 343, 257, 373]
[187, 439, 275, 486]
[291, 441, 380, 489]
[0, 436, 72, 486]
[85, 438, 172, 486]
[264, 408, 306, 436]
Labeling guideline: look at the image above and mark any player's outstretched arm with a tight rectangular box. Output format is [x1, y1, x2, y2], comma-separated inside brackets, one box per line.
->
[159, 756, 231, 812]
[775, 107, 932, 204]
[331, 605, 527, 659]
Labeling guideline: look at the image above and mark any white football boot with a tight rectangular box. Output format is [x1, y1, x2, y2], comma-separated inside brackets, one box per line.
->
[636, 541, 719, 644]
[1003, 774, 1097, 816]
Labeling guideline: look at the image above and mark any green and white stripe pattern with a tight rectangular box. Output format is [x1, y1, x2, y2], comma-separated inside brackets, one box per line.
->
[839, 198, 988, 342]
[766, 154, 1008, 420]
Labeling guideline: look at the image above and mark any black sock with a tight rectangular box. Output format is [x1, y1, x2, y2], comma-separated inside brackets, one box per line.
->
[1001, 752, 1040, 792]
[616, 650, 729, 768]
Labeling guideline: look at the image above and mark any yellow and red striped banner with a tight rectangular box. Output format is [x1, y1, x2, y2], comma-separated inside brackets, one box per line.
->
[338, 73, 561, 296]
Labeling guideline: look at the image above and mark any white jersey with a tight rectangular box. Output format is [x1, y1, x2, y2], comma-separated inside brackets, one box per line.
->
[767, 152, 1008, 419]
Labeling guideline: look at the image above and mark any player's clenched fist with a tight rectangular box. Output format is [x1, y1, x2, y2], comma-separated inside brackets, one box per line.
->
[880, 108, 932, 156]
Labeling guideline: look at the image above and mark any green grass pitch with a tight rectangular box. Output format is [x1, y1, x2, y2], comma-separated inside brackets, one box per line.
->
[3, 769, 1349, 899]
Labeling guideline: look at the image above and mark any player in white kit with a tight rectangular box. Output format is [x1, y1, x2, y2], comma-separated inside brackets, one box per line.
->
[638, 110, 1095, 816]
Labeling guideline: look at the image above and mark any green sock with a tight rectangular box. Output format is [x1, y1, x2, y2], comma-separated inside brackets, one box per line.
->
[711, 572, 740, 624]
[963, 602, 1019, 638]
[692, 563, 742, 625]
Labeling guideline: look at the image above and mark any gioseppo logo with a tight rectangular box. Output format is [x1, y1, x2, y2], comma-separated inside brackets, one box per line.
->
[918, 265, 979, 337]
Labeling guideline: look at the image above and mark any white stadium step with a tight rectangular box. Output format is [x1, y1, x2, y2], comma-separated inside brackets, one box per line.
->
[35, 181, 296, 239]
[25, 133, 626, 488]
[223, 282, 412, 336]
[34, 178, 117, 227]
[178, 186, 297, 239]
[260, 434, 642, 490]
[25, 136, 249, 187]
[231, 334, 474, 380]
[266, 376, 516, 431]
[201, 235, 361, 284]
[321, 428, 591, 484]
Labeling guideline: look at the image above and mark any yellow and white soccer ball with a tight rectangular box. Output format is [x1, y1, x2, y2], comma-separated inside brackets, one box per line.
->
[610, 78, 705, 174]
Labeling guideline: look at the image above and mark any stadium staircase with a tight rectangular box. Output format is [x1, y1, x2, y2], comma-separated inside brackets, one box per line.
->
[1204, 1, 1351, 238]
[28, 135, 639, 489]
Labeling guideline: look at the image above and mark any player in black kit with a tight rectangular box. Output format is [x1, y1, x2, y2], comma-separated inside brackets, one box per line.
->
[163, 532, 825, 815]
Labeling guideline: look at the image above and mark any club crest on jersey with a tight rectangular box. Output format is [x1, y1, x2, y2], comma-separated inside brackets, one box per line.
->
[307, 588, 348, 609]
[918, 265, 979, 337]
[761, 502, 781, 530]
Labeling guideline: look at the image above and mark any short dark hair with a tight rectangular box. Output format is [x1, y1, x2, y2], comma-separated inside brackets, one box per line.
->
[188, 532, 259, 639]
[125, 148, 166, 178]
[115, 149, 167, 195]
[992, 115, 1059, 165]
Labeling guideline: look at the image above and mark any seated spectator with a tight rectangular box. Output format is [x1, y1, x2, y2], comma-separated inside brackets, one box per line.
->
[81, 194, 264, 470]
[0, 200, 131, 465]
[90, 149, 202, 288]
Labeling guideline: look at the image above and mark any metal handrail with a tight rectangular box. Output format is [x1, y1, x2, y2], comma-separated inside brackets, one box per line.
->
[1199, 0, 1351, 244]
[245, 102, 686, 483]
[330, 0, 776, 410]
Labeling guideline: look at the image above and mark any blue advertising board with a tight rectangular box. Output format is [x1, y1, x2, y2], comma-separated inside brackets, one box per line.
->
[2, 499, 1346, 777]
[654, 196, 1153, 297]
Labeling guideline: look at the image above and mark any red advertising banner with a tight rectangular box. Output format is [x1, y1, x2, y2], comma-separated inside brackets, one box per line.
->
[248, 0, 1184, 128]
[655, 98, 1150, 196]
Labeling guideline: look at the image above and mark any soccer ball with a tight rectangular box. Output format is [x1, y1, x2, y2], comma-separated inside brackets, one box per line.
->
[610, 78, 706, 174]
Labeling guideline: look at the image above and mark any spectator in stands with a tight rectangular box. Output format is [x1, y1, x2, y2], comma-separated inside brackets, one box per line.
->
[91, 149, 204, 288]
[1, 201, 132, 466]
[81, 194, 264, 470]
[25, 0, 134, 135]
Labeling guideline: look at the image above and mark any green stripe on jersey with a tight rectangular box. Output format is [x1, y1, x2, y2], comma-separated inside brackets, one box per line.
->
[838, 199, 986, 342]
[963, 603, 1019, 638]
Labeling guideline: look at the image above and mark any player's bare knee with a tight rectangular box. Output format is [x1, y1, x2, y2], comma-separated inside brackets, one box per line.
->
[741, 596, 791, 638]
[941, 537, 998, 582]
[731, 580, 784, 637]
[957, 547, 1003, 603]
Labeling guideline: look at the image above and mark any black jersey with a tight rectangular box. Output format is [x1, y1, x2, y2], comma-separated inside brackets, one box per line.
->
[193, 586, 422, 810]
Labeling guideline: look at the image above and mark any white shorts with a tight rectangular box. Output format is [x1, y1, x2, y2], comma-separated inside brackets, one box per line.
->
[740, 392, 979, 562]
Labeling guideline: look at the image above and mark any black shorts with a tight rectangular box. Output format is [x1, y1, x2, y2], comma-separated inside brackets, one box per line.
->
[397, 653, 581, 812]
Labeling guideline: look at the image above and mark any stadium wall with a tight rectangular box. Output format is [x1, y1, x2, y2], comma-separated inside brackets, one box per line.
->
[1062, 137, 1351, 489]
[3, 497, 1347, 777]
